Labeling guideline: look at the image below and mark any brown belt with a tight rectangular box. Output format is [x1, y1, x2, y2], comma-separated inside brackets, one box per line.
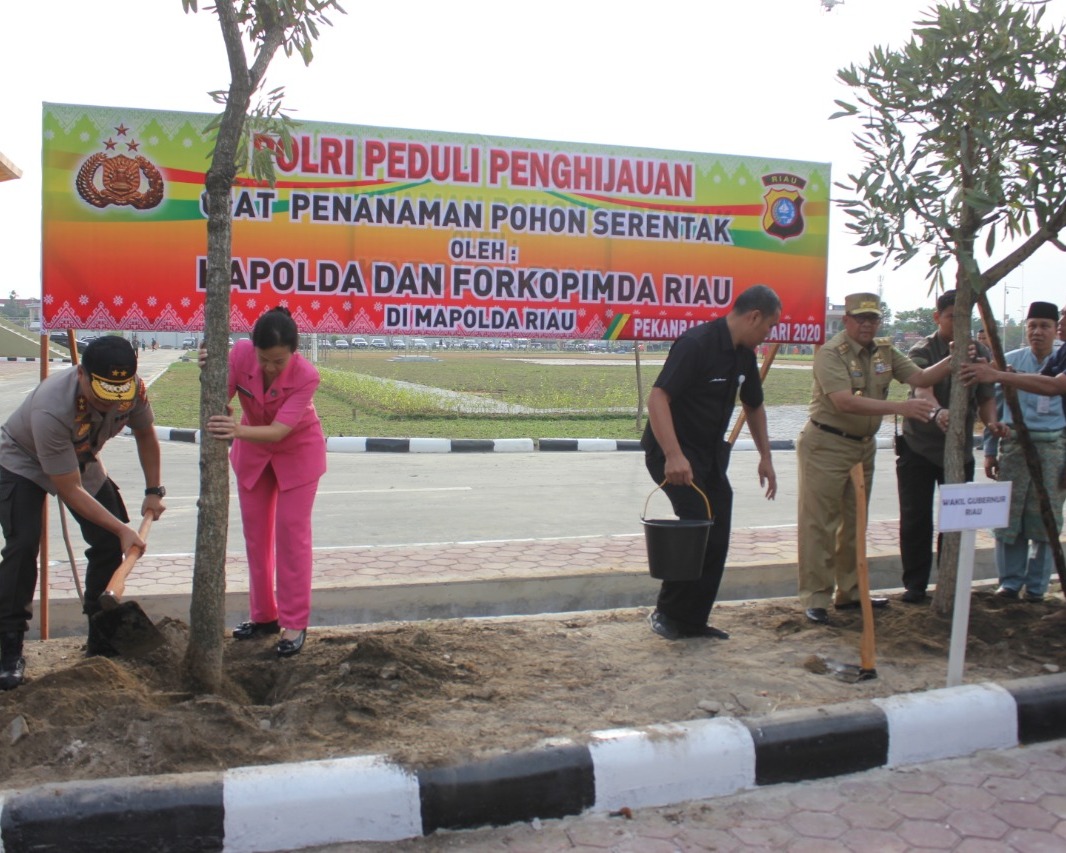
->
[812, 421, 869, 442]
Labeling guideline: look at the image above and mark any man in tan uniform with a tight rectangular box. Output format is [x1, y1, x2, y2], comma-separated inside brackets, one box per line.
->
[797, 292, 956, 624]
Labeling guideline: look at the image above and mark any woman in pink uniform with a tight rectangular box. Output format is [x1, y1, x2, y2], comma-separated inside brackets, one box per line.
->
[204, 307, 326, 657]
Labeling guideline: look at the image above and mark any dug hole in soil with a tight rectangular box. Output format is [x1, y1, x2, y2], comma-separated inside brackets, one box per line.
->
[2, 590, 1065, 790]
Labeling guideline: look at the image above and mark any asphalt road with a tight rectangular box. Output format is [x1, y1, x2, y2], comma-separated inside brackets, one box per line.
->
[1, 359, 905, 558]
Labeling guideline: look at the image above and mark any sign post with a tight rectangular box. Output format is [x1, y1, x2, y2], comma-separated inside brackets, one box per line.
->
[939, 481, 1011, 687]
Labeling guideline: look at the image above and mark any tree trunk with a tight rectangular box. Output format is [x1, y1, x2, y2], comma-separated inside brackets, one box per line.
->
[181, 1, 261, 694]
[182, 134, 243, 694]
[933, 274, 975, 614]
[182, 186, 231, 693]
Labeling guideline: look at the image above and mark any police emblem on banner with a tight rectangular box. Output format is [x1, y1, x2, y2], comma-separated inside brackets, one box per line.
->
[75, 123, 164, 210]
[760, 173, 807, 241]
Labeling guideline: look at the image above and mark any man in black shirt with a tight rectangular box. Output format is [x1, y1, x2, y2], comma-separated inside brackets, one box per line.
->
[897, 290, 999, 603]
[641, 284, 781, 640]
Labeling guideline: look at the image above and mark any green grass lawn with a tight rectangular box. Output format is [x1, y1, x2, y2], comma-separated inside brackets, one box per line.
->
[146, 352, 909, 439]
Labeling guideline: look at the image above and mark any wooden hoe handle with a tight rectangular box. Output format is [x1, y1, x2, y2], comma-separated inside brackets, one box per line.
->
[849, 463, 877, 673]
[99, 514, 154, 608]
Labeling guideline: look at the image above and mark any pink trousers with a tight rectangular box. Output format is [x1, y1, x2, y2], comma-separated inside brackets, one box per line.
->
[237, 463, 319, 630]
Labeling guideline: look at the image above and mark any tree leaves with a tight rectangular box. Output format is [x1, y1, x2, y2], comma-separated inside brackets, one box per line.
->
[833, 0, 1066, 284]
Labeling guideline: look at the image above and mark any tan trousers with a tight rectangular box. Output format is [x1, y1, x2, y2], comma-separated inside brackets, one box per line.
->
[796, 423, 877, 609]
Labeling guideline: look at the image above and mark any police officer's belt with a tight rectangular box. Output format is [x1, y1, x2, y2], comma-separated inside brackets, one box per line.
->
[812, 421, 869, 442]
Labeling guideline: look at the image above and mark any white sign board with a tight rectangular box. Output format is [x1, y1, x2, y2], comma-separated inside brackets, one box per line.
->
[938, 482, 1012, 532]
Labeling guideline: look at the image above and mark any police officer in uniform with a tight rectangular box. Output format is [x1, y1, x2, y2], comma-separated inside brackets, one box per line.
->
[797, 292, 954, 625]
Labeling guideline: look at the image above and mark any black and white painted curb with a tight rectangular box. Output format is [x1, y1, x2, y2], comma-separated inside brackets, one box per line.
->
[134, 427, 899, 453]
[2, 673, 1064, 851]
[2, 356, 72, 363]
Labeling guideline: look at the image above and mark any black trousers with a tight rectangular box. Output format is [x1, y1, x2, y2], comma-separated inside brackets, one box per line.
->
[646, 448, 733, 630]
[895, 440, 975, 594]
[0, 467, 129, 633]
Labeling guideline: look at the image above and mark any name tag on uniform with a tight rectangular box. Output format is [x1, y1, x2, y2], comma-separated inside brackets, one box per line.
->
[875, 362, 889, 374]
[236, 384, 254, 398]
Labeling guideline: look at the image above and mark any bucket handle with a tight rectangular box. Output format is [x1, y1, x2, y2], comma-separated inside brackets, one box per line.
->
[642, 480, 713, 522]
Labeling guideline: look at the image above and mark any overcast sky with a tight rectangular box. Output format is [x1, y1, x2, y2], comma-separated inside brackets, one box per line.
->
[3, 0, 1064, 323]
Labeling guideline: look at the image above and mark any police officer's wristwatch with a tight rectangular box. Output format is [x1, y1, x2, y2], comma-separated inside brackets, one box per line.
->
[145, 486, 167, 498]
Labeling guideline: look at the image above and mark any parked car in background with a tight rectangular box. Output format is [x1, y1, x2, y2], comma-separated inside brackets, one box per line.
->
[334, 338, 350, 349]
[411, 337, 429, 349]
[351, 336, 369, 349]
[181, 338, 196, 349]
[462, 339, 480, 350]
[318, 339, 333, 349]
[48, 331, 88, 354]
[391, 338, 407, 349]
[370, 338, 388, 349]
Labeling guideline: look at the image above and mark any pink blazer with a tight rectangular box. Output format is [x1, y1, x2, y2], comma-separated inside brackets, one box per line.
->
[227, 340, 327, 491]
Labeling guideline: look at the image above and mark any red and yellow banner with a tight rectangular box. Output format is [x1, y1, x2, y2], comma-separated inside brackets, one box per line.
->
[42, 103, 829, 342]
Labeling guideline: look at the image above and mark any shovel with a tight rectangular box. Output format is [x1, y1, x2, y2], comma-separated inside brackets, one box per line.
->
[90, 513, 166, 657]
[816, 463, 878, 684]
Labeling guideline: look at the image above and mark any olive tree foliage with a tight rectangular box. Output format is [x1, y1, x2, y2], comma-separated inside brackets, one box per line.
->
[179, 0, 343, 693]
[832, 0, 1066, 614]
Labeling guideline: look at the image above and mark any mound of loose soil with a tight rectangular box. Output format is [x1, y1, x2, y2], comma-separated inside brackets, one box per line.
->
[2, 591, 1064, 791]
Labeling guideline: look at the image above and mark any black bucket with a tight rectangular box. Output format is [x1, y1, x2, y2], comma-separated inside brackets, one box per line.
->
[641, 482, 714, 581]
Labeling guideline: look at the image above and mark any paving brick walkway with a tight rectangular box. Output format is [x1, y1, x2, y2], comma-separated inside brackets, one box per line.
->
[41, 518, 997, 601]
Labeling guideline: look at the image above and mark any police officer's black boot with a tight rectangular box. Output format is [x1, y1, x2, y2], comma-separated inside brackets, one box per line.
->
[85, 613, 118, 658]
[0, 630, 26, 690]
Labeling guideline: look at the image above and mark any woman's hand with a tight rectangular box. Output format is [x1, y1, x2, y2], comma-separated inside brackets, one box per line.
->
[206, 413, 240, 441]
[198, 346, 207, 369]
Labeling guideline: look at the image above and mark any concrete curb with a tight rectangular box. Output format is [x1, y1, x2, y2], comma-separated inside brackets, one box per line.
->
[133, 427, 904, 454]
[1, 356, 72, 364]
[3, 673, 1065, 851]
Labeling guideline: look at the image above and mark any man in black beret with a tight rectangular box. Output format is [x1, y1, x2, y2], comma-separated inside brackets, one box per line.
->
[0, 336, 167, 689]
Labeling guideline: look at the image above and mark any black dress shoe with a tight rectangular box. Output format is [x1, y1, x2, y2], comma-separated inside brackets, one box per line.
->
[232, 619, 280, 640]
[901, 589, 928, 604]
[0, 631, 25, 690]
[834, 597, 889, 610]
[995, 586, 1020, 600]
[648, 610, 682, 641]
[277, 629, 306, 657]
[681, 625, 731, 640]
[805, 607, 830, 624]
[0, 656, 25, 690]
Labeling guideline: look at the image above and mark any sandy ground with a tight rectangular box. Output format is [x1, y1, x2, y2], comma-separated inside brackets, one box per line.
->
[2, 590, 1064, 791]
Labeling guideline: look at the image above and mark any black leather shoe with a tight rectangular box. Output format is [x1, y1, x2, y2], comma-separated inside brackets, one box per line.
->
[277, 629, 306, 657]
[834, 597, 889, 610]
[901, 589, 928, 604]
[0, 656, 25, 690]
[681, 625, 731, 640]
[995, 586, 1020, 600]
[0, 631, 25, 691]
[805, 607, 830, 624]
[648, 610, 682, 641]
[233, 620, 280, 640]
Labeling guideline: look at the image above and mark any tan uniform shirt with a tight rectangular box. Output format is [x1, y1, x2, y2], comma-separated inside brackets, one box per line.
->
[0, 369, 153, 495]
[808, 329, 920, 437]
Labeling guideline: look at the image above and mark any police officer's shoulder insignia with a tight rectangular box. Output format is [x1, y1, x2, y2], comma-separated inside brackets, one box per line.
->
[837, 341, 850, 355]
[875, 337, 893, 347]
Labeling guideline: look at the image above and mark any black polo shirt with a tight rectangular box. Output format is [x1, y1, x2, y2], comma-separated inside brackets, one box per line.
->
[641, 317, 763, 471]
